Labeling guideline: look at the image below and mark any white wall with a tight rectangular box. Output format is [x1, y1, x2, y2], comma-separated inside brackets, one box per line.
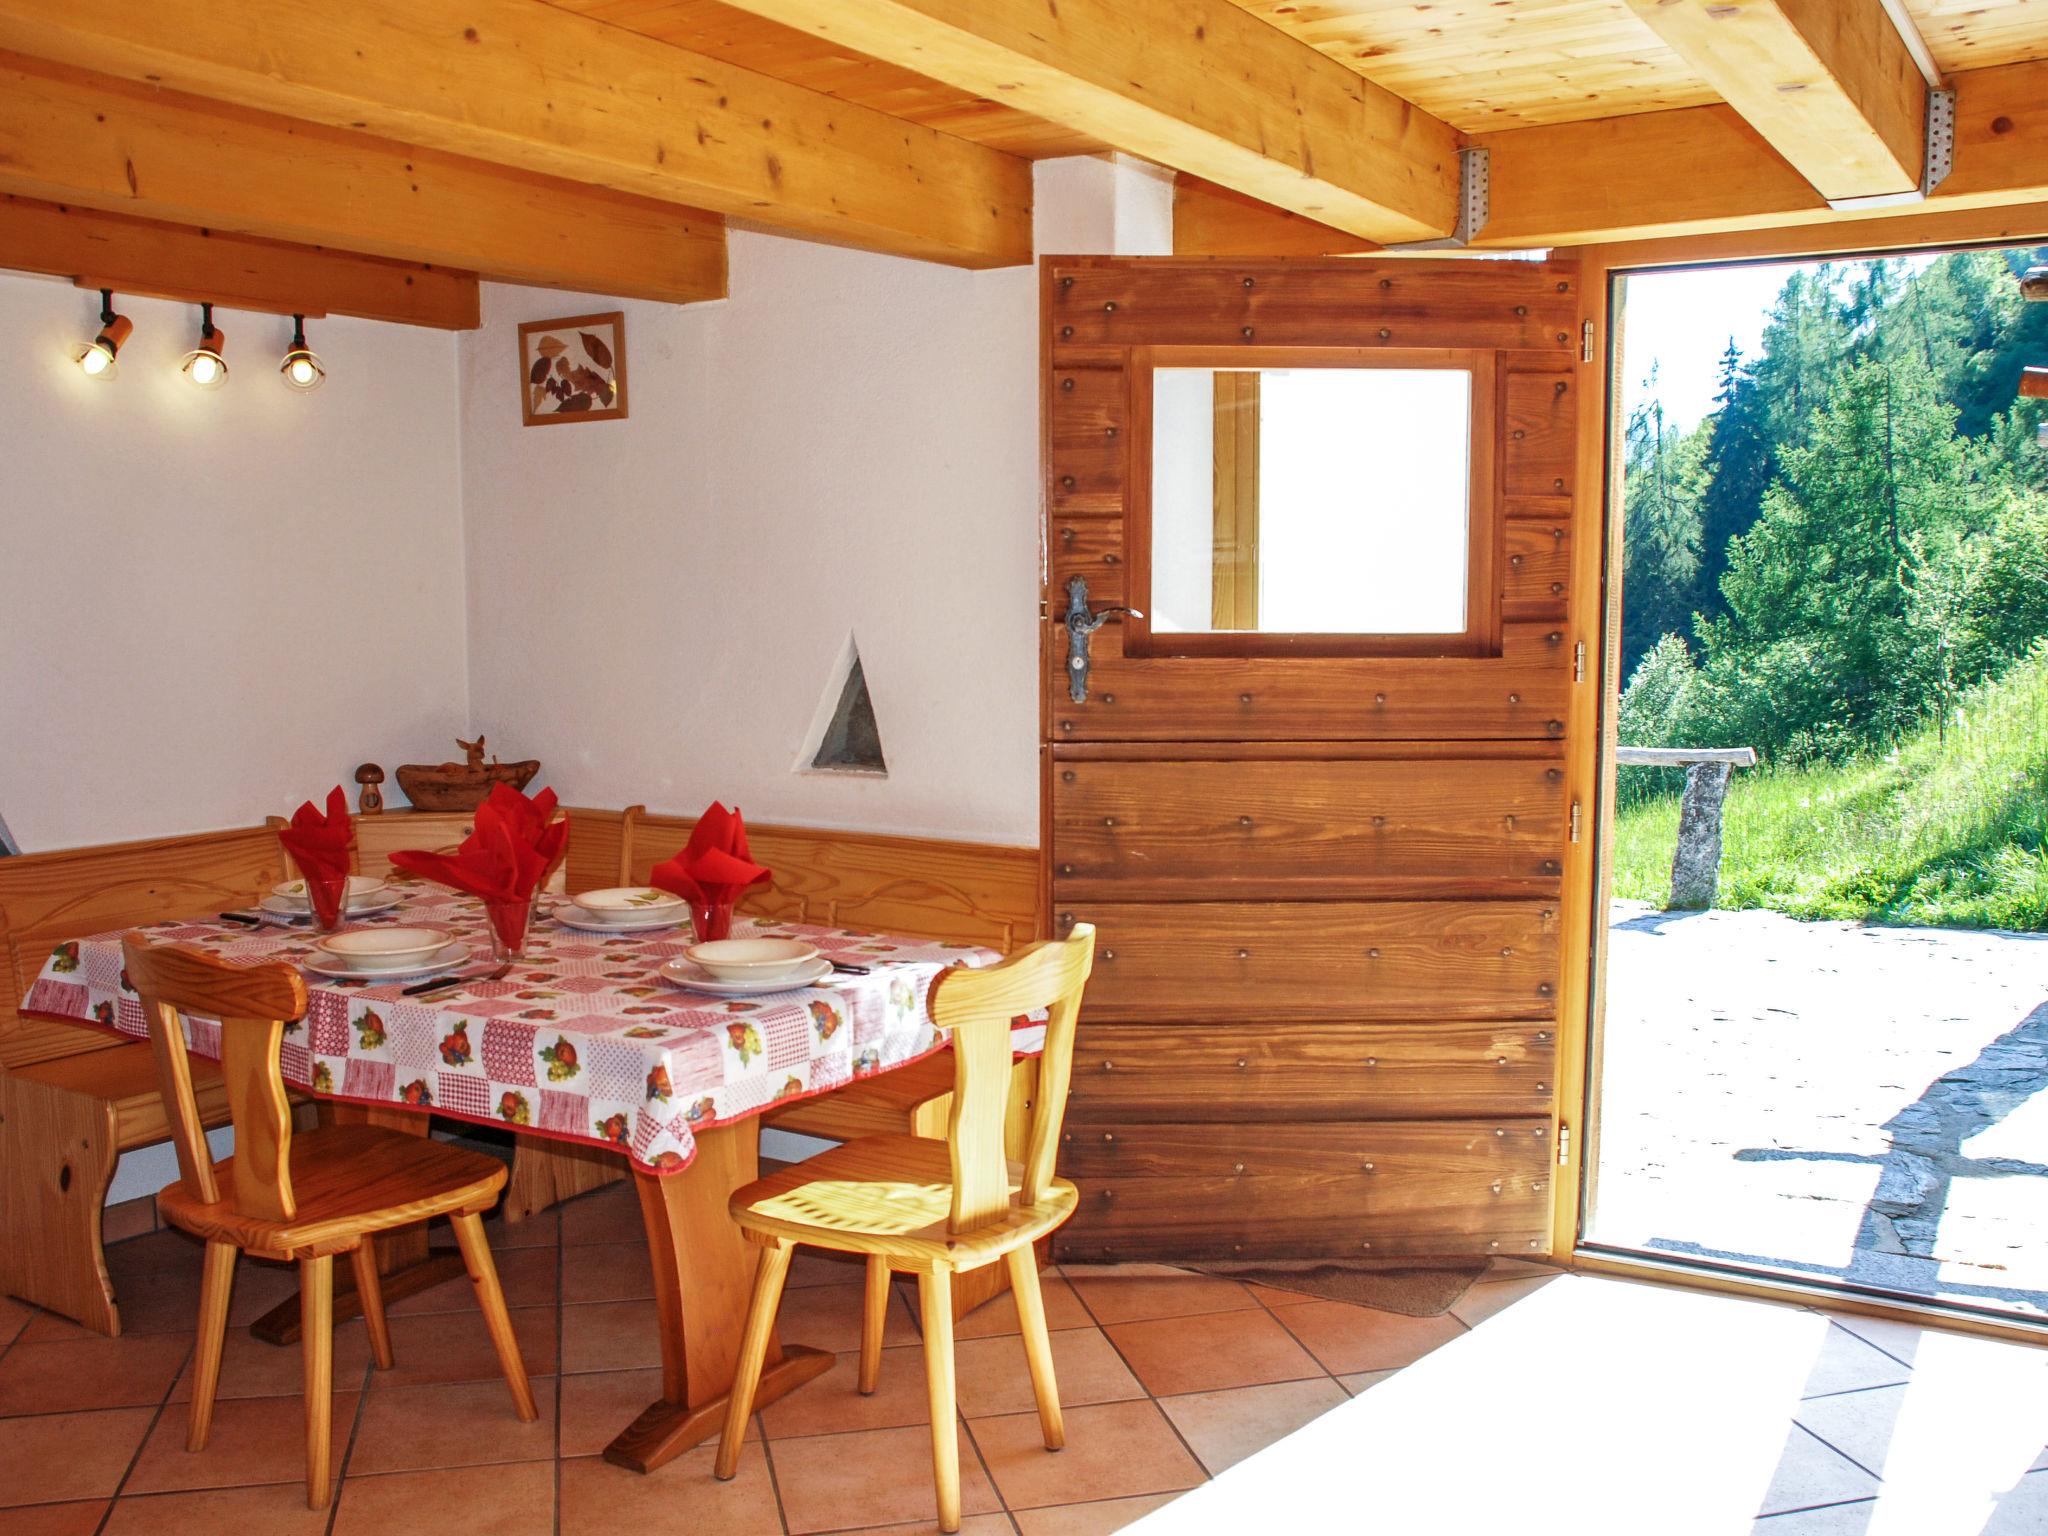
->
[0, 273, 470, 851]
[459, 233, 1044, 844]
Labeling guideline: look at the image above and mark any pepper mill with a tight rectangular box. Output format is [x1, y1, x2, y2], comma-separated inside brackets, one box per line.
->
[355, 763, 386, 815]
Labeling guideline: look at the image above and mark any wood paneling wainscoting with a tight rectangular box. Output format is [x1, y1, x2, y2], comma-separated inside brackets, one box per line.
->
[1041, 256, 1594, 1263]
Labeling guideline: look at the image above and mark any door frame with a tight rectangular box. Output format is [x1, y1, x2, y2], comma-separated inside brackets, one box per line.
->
[1558, 206, 2048, 1347]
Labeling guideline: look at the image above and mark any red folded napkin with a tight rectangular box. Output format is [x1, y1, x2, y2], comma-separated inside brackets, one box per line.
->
[390, 812, 553, 905]
[463, 784, 569, 878]
[651, 802, 772, 907]
[276, 787, 353, 926]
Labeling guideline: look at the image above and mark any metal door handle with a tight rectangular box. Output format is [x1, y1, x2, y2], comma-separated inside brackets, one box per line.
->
[1064, 576, 1141, 704]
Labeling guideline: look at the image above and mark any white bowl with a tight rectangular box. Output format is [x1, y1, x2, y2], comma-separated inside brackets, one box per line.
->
[273, 874, 388, 910]
[685, 938, 821, 982]
[573, 886, 687, 921]
[314, 925, 453, 972]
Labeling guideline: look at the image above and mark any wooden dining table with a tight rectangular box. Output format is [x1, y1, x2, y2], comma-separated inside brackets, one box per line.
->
[22, 883, 1041, 1472]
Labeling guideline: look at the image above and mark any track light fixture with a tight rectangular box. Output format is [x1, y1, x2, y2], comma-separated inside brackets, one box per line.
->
[73, 289, 131, 380]
[181, 303, 229, 389]
[279, 314, 326, 392]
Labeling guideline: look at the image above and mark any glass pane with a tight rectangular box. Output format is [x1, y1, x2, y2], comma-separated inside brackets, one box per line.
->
[1150, 367, 1473, 635]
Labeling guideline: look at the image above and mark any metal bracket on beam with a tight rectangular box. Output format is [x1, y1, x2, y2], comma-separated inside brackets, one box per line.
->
[1825, 87, 1955, 212]
[1386, 147, 1489, 251]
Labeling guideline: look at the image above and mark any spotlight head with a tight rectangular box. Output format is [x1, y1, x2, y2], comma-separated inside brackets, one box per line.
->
[279, 316, 325, 392]
[181, 305, 228, 390]
[73, 294, 131, 380]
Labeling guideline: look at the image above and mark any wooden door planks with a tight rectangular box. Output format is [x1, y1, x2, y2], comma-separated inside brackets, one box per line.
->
[1040, 255, 1590, 1262]
[1056, 1120, 1553, 1260]
[1052, 901, 1559, 1022]
[1051, 756, 1566, 900]
[1065, 1022, 1558, 1122]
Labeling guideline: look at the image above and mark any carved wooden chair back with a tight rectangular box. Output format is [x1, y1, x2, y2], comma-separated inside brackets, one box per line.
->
[122, 935, 308, 1224]
[926, 923, 1095, 1234]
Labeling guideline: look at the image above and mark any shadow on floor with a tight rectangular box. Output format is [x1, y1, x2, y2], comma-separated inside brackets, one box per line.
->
[1643, 1000, 2048, 1316]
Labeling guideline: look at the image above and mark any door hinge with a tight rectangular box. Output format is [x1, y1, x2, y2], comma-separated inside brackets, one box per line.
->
[1580, 321, 1596, 363]
[1557, 1122, 1571, 1166]
[1573, 640, 1587, 684]
[1569, 800, 1583, 843]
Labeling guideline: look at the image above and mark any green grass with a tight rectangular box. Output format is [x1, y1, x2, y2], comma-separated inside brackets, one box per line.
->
[1610, 648, 2048, 931]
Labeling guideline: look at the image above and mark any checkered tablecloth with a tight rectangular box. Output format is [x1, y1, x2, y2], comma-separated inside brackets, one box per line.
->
[21, 883, 1029, 1175]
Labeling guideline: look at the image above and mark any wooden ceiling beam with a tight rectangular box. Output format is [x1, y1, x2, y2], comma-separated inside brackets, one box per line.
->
[0, 54, 725, 305]
[1619, 0, 1927, 202]
[705, 0, 1462, 246]
[1174, 57, 2048, 256]
[0, 0, 1031, 268]
[0, 196, 481, 329]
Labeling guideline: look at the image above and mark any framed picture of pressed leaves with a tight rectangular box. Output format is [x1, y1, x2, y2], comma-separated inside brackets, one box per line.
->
[518, 311, 628, 425]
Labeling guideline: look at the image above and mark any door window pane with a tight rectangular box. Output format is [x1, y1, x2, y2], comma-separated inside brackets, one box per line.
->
[1150, 367, 1474, 635]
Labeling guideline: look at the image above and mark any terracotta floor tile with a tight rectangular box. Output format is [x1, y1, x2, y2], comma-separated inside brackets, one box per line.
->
[1273, 1301, 1466, 1375]
[561, 1240, 654, 1303]
[386, 1243, 558, 1316]
[761, 1346, 932, 1438]
[1064, 1267, 1259, 1325]
[19, 1263, 203, 1342]
[0, 1331, 191, 1415]
[124, 1390, 358, 1495]
[101, 1483, 333, 1535]
[1104, 1307, 1321, 1396]
[170, 1319, 373, 1402]
[334, 1460, 557, 1536]
[789, 1250, 866, 1289]
[557, 1185, 645, 1246]
[560, 1445, 785, 1535]
[770, 1421, 1001, 1535]
[106, 1228, 205, 1275]
[1757, 1424, 1881, 1517]
[816, 1518, 1011, 1535]
[1337, 1369, 1397, 1395]
[969, 1399, 1203, 1512]
[0, 1407, 155, 1506]
[1448, 1273, 1558, 1329]
[1157, 1377, 1349, 1475]
[1797, 1327, 1915, 1401]
[347, 1376, 558, 1473]
[225, 1258, 308, 1328]
[955, 1327, 1142, 1420]
[557, 1367, 664, 1458]
[1752, 1500, 1876, 1534]
[1010, 1492, 1186, 1534]
[560, 1298, 663, 1373]
[779, 1276, 919, 1354]
[0, 1500, 106, 1535]
[377, 1305, 557, 1387]
[952, 1272, 1091, 1340]
[1240, 1282, 1319, 1311]
[435, 1210, 562, 1251]
[0, 1296, 29, 1348]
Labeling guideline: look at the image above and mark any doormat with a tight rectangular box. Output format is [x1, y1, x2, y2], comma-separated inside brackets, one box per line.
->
[1190, 1258, 1491, 1318]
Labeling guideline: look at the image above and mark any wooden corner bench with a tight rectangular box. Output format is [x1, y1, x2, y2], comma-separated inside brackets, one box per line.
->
[0, 823, 288, 1334]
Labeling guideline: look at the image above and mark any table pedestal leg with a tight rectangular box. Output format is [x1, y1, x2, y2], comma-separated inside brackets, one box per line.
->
[247, 1104, 466, 1345]
[603, 1121, 834, 1473]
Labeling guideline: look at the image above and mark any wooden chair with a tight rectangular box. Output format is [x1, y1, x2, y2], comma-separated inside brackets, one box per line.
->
[123, 936, 537, 1508]
[715, 924, 1097, 1533]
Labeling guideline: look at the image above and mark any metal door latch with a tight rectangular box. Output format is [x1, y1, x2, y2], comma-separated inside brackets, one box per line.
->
[1064, 575, 1140, 704]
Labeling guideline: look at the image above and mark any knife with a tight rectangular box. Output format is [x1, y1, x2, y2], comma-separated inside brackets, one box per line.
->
[403, 962, 511, 998]
[218, 911, 264, 926]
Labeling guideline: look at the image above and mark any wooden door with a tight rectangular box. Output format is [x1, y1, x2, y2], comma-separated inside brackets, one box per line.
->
[1041, 256, 1592, 1262]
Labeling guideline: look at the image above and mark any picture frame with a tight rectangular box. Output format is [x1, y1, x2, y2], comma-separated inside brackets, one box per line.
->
[518, 310, 628, 425]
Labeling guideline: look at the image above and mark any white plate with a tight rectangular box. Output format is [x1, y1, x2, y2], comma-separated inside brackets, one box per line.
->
[572, 886, 687, 922]
[302, 940, 472, 983]
[273, 875, 387, 904]
[259, 892, 404, 921]
[658, 956, 834, 997]
[554, 905, 691, 933]
[685, 937, 821, 982]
